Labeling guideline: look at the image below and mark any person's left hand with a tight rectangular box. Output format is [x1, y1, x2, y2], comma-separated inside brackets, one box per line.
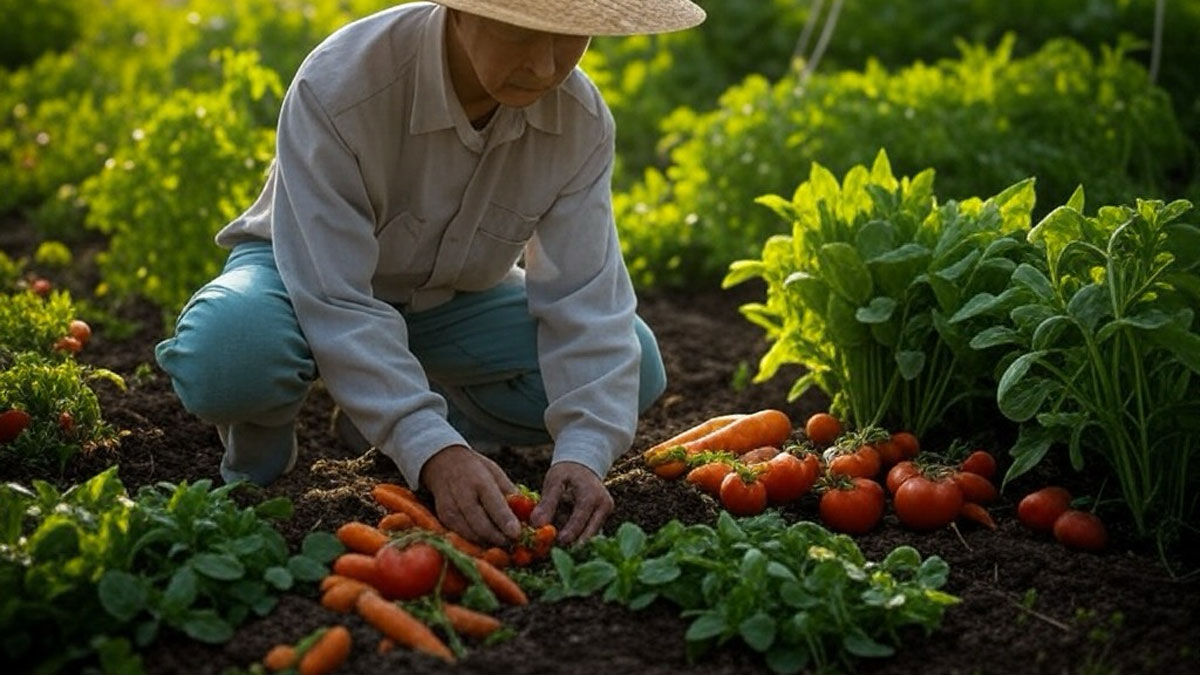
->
[530, 461, 614, 546]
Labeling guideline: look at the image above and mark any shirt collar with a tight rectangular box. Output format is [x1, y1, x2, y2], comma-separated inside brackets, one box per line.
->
[409, 5, 593, 139]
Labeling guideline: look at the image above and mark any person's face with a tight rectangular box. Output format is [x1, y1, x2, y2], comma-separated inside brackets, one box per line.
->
[451, 12, 591, 108]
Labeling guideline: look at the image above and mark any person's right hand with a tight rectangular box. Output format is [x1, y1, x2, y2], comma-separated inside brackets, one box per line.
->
[419, 444, 521, 546]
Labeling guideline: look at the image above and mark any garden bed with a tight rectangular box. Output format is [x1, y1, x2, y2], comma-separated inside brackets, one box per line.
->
[11, 278, 1188, 675]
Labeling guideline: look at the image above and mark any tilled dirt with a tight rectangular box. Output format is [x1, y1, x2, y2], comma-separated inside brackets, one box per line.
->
[6, 269, 1200, 675]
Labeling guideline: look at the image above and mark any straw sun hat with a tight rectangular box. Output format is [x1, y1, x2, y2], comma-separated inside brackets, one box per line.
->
[435, 0, 707, 36]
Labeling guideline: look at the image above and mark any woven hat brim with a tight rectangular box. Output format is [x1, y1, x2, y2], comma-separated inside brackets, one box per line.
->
[436, 0, 706, 36]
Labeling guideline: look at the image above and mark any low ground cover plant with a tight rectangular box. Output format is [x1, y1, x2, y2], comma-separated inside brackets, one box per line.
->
[542, 511, 957, 674]
[0, 466, 338, 674]
[724, 151, 1035, 436]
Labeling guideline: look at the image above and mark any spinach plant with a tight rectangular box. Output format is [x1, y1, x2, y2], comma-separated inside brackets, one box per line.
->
[725, 151, 1036, 435]
[544, 512, 957, 674]
[959, 191, 1200, 543]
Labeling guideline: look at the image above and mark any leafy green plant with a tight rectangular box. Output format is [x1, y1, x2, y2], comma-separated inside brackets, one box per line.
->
[617, 37, 1187, 289]
[0, 466, 342, 673]
[724, 151, 1035, 435]
[961, 192, 1199, 543]
[544, 511, 957, 674]
[0, 288, 78, 356]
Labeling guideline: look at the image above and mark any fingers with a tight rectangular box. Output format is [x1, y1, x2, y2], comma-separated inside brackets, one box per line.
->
[550, 467, 614, 546]
[482, 455, 517, 495]
[426, 450, 519, 546]
[530, 477, 564, 528]
[479, 478, 521, 540]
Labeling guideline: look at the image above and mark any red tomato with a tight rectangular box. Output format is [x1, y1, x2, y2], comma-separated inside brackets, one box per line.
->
[759, 452, 817, 504]
[532, 524, 557, 557]
[886, 461, 920, 495]
[875, 439, 904, 467]
[0, 409, 33, 444]
[828, 444, 881, 479]
[440, 566, 468, 596]
[374, 543, 444, 600]
[68, 320, 92, 346]
[960, 450, 996, 479]
[804, 413, 841, 446]
[58, 411, 75, 433]
[890, 431, 920, 460]
[818, 477, 884, 534]
[1017, 486, 1072, 532]
[719, 472, 768, 516]
[30, 278, 52, 296]
[511, 545, 534, 567]
[505, 492, 538, 522]
[951, 471, 998, 504]
[1053, 510, 1107, 551]
[894, 475, 964, 530]
[53, 336, 83, 353]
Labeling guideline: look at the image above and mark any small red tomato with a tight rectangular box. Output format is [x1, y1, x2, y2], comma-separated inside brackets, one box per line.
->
[960, 450, 997, 479]
[759, 452, 817, 504]
[1, 409, 34, 444]
[68, 320, 92, 346]
[511, 545, 534, 567]
[1053, 510, 1107, 551]
[894, 475, 964, 531]
[440, 566, 468, 597]
[828, 444, 881, 479]
[30, 278, 52, 296]
[804, 413, 841, 446]
[505, 490, 538, 522]
[886, 460, 920, 495]
[53, 336, 83, 353]
[890, 431, 920, 460]
[532, 524, 557, 557]
[874, 439, 904, 467]
[58, 411, 75, 433]
[719, 471, 768, 516]
[818, 477, 884, 535]
[951, 471, 998, 504]
[374, 542, 443, 600]
[1017, 486, 1072, 532]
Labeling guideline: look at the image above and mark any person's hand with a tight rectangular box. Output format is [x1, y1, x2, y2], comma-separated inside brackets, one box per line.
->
[420, 444, 521, 546]
[530, 461, 614, 546]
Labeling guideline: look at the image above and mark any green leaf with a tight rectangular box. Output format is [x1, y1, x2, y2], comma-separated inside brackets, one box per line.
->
[638, 557, 681, 585]
[843, 630, 894, 658]
[1011, 264, 1054, 300]
[162, 566, 198, 615]
[882, 545, 921, 571]
[1001, 425, 1058, 490]
[1029, 205, 1089, 272]
[935, 250, 980, 282]
[685, 612, 728, 642]
[950, 292, 1000, 323]
[191, 553, 245, 581]
[287, 554, 328, 582]
[1147, 323, 1200, 374]
[896, 351, 926, 380]
[573, 560, 618, 594]
[855, 297, 897, 324]
[628, 591, 658, 610]
[996, 351, 1046, 421]
[826, 295, 869, 346]
[999, 375, 1054, 422]
[869, 243, 931, 298]
[818, 242, 873, 304]
[970, 326, 1022, 350]
[227, 534, 265, 557]
[99, 571, 147, 622]
[180, 609, 234, 644]
[300, 532, 343, 563]
[1067, 284, 1109, 333]
[854, 220, 896, 260]
[1031, 316, 1071, 351]
[739, 612, 777, 652]
[765, 646, 809, 675]
[29, 521, 80, 559]
[263, 566, 293, 591]
[917, 556, 951, 588]
[723, 260, 767, 288]
[254, 497, 293, 520]
[616, 522, 647, 559]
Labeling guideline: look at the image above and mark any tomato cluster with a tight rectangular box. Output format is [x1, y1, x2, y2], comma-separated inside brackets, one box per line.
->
[1017, 486, 1107, 551]
[504, 486, 558, 566]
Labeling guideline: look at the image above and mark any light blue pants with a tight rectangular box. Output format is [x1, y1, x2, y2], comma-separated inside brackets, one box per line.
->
[155, 241, 667, 485]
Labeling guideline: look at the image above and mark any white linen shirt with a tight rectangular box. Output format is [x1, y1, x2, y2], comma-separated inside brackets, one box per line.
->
[215, 2, 641, 487]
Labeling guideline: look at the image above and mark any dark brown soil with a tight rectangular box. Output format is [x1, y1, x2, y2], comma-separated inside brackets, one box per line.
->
[5, 241, 1200, 675]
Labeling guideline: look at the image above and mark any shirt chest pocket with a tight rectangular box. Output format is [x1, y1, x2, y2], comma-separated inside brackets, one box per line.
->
[477, 201, 540, 245]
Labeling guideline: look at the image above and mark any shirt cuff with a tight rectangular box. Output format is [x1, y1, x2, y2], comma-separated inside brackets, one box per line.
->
[380, 409, 469, 489]
[550, 431, 620, 480]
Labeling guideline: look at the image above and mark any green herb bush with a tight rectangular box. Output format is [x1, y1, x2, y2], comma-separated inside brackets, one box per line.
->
[0, 466, 343, 674]
[959, 192, 1200, 544]
[544, 512, 957, 674]
[0, 288, 79, 357]
[80, 49, 281, 317]
[617, 36, 1186, 289]
[725, 151, 1037, 435]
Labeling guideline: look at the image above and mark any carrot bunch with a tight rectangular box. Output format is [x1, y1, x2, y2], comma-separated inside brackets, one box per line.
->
[642, 409, 793, 479]
[263, 625, 352, 674]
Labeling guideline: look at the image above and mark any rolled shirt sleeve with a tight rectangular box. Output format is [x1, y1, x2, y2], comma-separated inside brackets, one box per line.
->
[525, 113, 641, 479]
[270, 78, 467, 487]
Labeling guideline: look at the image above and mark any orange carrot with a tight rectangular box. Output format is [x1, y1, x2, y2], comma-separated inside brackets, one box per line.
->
[298, 625, 352, 675]
[445, 531, 485, 557]
[263, 645, 297, 671]
[336, 521, 389, 555]
[378, 512, 415, 532]
[321, 578, 373, 613]
[642, 413, 746, 460]
[320, 574, 352, 592]
[377, 638, 396, 655]
[480, 547, 510, 569]
[680, 409, 792, 456]
[355, 591, 455, 663]
[474, 557, 528, 606]
[443, 603, 502, 638]
[371, 485, 446, 533]
[332, 553, 380, 588]
[960, 502, 997, 530]
[685, 461, 734, 495]
[650, 458, 688, 480]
